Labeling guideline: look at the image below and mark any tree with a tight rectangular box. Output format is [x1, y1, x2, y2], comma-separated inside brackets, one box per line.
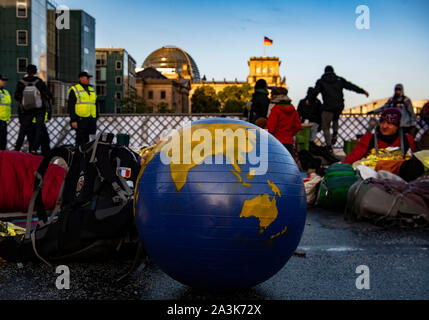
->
[223, 99, 244, 113]
[157, 102, 173, 113]
[118, 91, 151, 114]
[217, 84, 253, 113]
[191, 86, 221, 113]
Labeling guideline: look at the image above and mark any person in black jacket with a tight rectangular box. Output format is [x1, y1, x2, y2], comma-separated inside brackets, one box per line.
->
[308, 66, 369, 152]
[249, 79, 270, 123]
[68, 72, 98, 146]
[298, 87, 322, 142]
[14, 64, 52, 154]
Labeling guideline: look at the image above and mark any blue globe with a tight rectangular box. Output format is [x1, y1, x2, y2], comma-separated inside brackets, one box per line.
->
[134, 118, 306, 291]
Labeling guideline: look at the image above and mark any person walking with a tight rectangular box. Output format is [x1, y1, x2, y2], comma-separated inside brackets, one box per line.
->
[14, 64, 52, 154]
[369, 84, 417, 137]
[68, 72, 97, 146]
[308, 66, 369, 154]
[0, 74, 11, 150]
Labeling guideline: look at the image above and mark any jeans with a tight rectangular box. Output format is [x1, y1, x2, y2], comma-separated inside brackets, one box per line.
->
[321, 111, 340, 147]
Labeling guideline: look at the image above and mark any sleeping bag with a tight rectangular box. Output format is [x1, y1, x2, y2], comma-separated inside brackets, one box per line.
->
[0, 151, 66, 214]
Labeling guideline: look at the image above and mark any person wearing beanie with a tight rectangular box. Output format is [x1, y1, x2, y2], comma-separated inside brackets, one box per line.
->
[308, 65, 369, 153]
[370, 83, 417, 137]
[14, 64, 52, 154]
[248, 79, 270, 123]
[343, 108, 423, 181]
[266, 87, 302, 162]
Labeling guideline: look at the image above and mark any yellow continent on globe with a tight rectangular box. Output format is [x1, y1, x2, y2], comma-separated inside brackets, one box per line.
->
[135, 122, 288, 238]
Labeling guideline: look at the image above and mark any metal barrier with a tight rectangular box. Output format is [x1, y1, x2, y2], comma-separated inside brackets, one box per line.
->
[5, 113, 428, 152]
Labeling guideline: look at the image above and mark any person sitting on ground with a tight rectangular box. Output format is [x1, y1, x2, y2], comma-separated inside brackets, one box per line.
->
[343, 108, 424, 181]
[369, 84, 417, 137]
[297, 87, 322, 144]
[266, 87, 302, 160]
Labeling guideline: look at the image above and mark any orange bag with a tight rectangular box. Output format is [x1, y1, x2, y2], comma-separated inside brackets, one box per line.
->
[375, 159, 406, 175]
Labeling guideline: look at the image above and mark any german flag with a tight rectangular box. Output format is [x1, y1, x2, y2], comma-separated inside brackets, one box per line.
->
[264, 36, 273, 45]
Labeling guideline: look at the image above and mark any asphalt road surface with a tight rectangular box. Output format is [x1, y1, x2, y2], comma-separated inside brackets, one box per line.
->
[0, 208, 428, 300]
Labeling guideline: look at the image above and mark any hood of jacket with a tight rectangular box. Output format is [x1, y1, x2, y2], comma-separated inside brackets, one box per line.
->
[321, 71, 338, 83]
[274, 103, 296, 115]
[394, 83, 404, 99]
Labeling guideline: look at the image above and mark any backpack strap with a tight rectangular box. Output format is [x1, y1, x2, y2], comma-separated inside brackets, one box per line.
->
[374, 130, 379, 156]
[20, 78, 40, 87]
[85, 132, 133, 204]
[367, 130, 409, 158]
[25, 146, 75, 239]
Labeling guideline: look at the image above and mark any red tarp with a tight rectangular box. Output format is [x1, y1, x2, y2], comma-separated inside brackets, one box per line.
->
[0, 151, 66, 213]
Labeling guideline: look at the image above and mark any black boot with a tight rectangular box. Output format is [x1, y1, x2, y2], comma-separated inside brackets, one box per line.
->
[324, 146, 339, 164]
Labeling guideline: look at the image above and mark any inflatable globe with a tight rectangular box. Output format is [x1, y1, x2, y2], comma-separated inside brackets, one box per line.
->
[134, 118, 306, 291]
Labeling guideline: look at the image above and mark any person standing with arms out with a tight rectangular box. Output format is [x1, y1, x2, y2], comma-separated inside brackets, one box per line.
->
[68, 72, 97, 146]
[308, 66, 369, 154]
[369, 84, 417, 137]
[0, 75, 11, 150]
[14, 64, 52, 154]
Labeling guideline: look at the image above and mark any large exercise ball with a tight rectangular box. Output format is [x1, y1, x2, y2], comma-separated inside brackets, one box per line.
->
[134, 118, 306, 291]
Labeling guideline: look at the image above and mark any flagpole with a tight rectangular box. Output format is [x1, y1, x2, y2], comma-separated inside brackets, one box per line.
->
[264, 44, 266, 57]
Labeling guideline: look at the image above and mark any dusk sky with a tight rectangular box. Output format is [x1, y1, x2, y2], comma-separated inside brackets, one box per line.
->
[63, 0, 429, 109]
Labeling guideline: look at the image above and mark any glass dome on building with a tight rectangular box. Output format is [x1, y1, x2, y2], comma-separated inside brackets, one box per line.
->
[142, 46, 201, 82]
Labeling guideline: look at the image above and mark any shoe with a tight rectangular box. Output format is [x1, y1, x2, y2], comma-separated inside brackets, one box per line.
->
[324, 146, 340, 163]
[331, 134, 338, 146]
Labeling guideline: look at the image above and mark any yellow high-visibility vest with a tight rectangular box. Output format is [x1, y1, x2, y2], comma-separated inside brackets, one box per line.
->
[69, 84, 97, 118]
[0, 89, 11, 121]
[32, 112, 48, 124]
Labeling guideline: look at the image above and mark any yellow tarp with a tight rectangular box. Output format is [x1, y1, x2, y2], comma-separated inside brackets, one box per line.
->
[414, 150, 429, 169]
[0, 221, 26, 238]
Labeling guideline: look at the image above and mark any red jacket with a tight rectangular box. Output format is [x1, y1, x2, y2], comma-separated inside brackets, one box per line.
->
[0, 151, 66, 214]
[267, 104, 302, 145]
[343, 132, 415, 165]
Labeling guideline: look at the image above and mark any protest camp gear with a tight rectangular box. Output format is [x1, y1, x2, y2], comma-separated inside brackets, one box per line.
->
[345, 178, 429, 227]
[316, 163, 360, 209]
[0, 133, 141, 264]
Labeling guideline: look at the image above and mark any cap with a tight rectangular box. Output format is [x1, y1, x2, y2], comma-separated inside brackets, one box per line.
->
[0, 74, 8, 81]
[78, 71, 93, 78]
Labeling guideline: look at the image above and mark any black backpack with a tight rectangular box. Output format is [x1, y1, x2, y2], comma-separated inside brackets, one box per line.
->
[0, 133, 141, 264]
[298, 150, 322, 171]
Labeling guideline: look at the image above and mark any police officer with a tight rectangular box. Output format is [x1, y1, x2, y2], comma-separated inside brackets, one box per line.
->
[0, 74, 11, 150]
[68, 71, 97, 146]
